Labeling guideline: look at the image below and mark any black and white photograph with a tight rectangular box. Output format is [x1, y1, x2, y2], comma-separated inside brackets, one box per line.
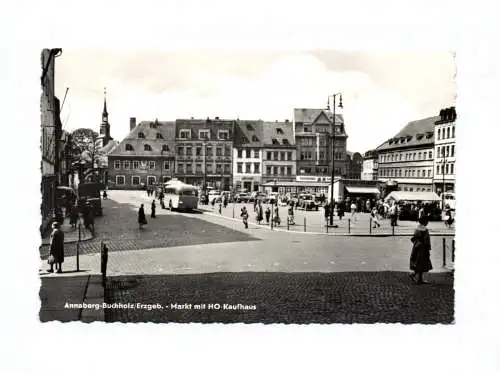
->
[39, 49, 457, 324]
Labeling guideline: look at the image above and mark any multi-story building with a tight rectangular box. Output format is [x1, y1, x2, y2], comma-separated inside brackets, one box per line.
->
[293, 108, 348, 179]
[362, 149, 378, 181]
[175, 117, 234, 190]
[233, 120, 264, 192]
[345, 151, 363, 179]
[377, 116, 438, 192]
[433, 107, 456, 194]
[107, 118, 176, 189]
[261, 120, 297, 193]
[40, 48, 63, 232]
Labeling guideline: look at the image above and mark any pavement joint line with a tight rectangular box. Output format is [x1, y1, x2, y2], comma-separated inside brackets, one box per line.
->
[196, 209, 455, 237]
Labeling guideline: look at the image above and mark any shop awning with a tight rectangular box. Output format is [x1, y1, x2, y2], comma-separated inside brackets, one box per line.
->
[385, 191, 440, 202]
[345, 186, 380, 194]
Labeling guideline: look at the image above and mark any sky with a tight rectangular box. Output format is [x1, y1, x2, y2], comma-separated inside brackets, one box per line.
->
[54, 50, 456, 154]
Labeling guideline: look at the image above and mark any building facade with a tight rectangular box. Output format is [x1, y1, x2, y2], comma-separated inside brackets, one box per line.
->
[293, 108, 348, 179]
[376, 116, 438, 192]
[175, 117, 234, 190]
[232, 120, 264, 192]
[433, 107, 456, 194]
[107, 118, 176, 189]
[345, 151, 363, 179]
[261, 121, 297, 192]
[362, 149, 378, 181]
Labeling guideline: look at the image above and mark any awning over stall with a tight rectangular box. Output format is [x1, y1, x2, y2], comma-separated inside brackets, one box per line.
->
[345, 186, 380, 194]
[385, 191, 440, 202]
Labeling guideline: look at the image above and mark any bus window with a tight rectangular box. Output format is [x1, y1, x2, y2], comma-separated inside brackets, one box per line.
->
[181, 190, 198, 196]
[165, 188, 177, 194]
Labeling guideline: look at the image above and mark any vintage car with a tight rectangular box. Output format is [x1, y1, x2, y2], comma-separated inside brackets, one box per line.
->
[234, 192, 250, 203]
[297, 193, 320, 211]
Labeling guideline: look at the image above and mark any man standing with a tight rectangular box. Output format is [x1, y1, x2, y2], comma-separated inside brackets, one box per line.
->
[389, 201, 398, 227]
[48, 222, 64, 273]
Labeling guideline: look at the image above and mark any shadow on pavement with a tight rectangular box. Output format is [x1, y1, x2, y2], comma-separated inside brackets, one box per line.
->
[104, 271, 454, 324]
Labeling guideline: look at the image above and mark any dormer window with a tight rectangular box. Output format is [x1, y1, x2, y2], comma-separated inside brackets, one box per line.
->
[416, 134, 424, 140]
[162, 145, 169, 152]
[271, 138, 279, 145]
[156, 133, 164, 139]
[125, 143, 134, 151]
[246, 124, 254, 131]
[198, 129, 210, 140]
[252, 135, 259, 142]
[276, 128, 284, 135]
[179, 129, 191, 139]
[282, 139, 290, 145]
[218, 130, 229, 140]
[303, 124, 312, 132]
[138, 132, 145, 139]
[144, 144, 152, 151]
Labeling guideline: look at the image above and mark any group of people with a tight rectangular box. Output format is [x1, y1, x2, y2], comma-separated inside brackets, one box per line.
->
[240, 200, 283, 229]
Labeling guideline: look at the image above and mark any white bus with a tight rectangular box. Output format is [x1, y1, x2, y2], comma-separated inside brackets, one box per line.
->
[163, 180, 199, 211]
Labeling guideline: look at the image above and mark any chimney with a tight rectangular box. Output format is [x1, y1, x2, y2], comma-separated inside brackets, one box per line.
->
[130, 117, 136, 131]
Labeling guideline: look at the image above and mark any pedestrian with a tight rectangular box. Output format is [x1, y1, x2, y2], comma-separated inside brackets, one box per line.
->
[83, 202, 94, 233]
[47, 222, 64, 273]
[211, 197, 216, 209]
[241, 206, 249, 229]
[138, 204, 147, 229]
[350, 201, 357, 222]
[389, 201, 398, 227]
[371, 207, 381, 228]
[273, 204, 281, 226]
[223, 196, 228, 209]
[265, 206, 271, 224]
[218, 201, 222, 214]
[324, 203, 330, 226]
[287, 205, 295, 225]
[253, 199, 258, 212]
[443, 204, 454, 228]
[102, 189, 108, 199]
[409, 216, 433, 284]
[337, 200, 345, 220]
[151, 200, 156, 218]
[69, 202, 78, 228]
[366, 199, 371, 213]
[256, 201, 263, 224]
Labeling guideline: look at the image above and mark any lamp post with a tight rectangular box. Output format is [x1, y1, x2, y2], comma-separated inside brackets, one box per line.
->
[441, 147, 447, 210]
[327, 93, 343, 226]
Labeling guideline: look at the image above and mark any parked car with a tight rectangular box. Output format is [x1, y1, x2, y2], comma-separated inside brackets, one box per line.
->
[235, 192, 250, 203]
[250, 191, 266, 202]
[208, 190, 222, 204]
[286, 192, 299, 206]
[264, 192, 279, 204]
[297, 193, 320, 211]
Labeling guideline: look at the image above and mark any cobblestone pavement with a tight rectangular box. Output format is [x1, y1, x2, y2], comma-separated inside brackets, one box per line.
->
[104, 271, 454, 324]
[201, 202, 456, 236]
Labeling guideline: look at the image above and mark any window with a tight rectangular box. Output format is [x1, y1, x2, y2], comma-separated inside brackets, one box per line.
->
[254, 150, 259, 158]
[280, 166, 285, 175]
[123, 160, 130, 169]
[254, 163, 260, 173]
[445, 164, 449, 174]
[138, 132, 145, 139]
[179, 129, 191, 139]
[286, 166, 292, 175]
[218, 130, 229, 140]
[422, 170, 426, 178]
[245, 164, 251, 173]
[273, 166, 278, 175]
[133, 160, 139, 169]
[237, 149, 243, 158]
[125, 144, 134, 151]
[272, 138, 279, 145]
[399, 169, 402, 177]
[252, 135, 259, 142]
[452, 126, 455, 138]
[163, 161, 170, 170]
[144, 144, 152, 151]
[417, 170, 420, 178]
[304, 124, 312, 132]
[186, 164, 192, 174]
[177, 147, 184, 156]
[437, 129, 441, 140]
[446, 127, 450, 138]
[147, 176, 156, 186]
[418, 152, 421, 160]
[195, 164, 202, 173]
[216, 163, 222, 173]
[131, 176, 140, 186]
[206, 146, 213, 157]
[287, 151, 292, 161]
[116, 176, 125, 185]
[413, 153, 416, 160]
[216, 147, 222, 157]
[206, 163, 212, 173]
[428, 151, 432, 159]
[186, 147, 192, 156]
[162, 145, 169, 152]
[224, 164, 230, 174]
[177, 163, 184, 173]
[319, 151, 324, 160]
[149, 161, 156, 169]
[273, 151, 279, 160]
[196, 147, 202, 156]
[450, 164, 454, 174]
[280, 152, 285, 161]
[114, 160, 120, 169]
[437, 165, 440, 174]
[423, 152, 427, 160]
[282, 139, 290, 145]
[412, 170, 415, 177]
[247, 123, 254, 130]
[429, 169, 433, 177]
[266, 151, 272, 160]
[446, 146, 450, 157]
[199, 129, 210, 139]
[451, 145, 455, 157]
[276, 128, 284, 134]
[156, 133, 164, 139]
[237, 163, 243, 173]
[225, 145, 231, 156]
[246, 149, 251, 158]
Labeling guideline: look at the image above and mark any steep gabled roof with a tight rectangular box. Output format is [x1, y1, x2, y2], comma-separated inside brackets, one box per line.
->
[293, 108, 343, 124]
[108, 120, 176, 157]
[376, 116, 439, 151]
[233, 120, 264, 148]
[262, 121, 295, 147]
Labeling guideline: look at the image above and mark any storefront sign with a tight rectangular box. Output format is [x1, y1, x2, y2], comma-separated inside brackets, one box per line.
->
[296, 176, 331, 182]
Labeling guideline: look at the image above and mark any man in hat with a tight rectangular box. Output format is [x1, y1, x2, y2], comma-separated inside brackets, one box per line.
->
[48, 222, 65, 273]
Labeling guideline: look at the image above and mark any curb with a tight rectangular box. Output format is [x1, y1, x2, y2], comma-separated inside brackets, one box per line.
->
[196, 209, 456, 237]
[80, 274, 105, 322]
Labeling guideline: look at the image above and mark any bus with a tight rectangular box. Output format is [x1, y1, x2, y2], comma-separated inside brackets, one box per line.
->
[163, 179, 199, 211]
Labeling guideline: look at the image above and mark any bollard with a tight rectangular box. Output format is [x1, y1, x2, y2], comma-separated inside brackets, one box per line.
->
[369, 218, 372, 235]
[452, 239, 455, 262]
[442, 237, 448, 267]
[270, 205, 274, 230]
[76, 223, 81, 272]
[100, 241, 108, 287]
[304, 217, 306, 232]
[232, 203, 235, 218]
[287, 216, 289, 230]
[326, 221, 329, 234]
[348, 218, 351, 234]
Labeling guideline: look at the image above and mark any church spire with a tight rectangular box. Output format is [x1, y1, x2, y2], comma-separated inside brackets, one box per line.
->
[103, 87, 108, 117]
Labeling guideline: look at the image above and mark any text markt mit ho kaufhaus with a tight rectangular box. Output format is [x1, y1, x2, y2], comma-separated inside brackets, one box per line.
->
[64, 302, 257, 311]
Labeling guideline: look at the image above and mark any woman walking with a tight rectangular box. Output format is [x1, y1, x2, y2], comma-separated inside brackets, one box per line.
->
[241, 206, 249, 229]
[265, 206, 271, 224]
[371, 207, 381, 228]
[138, 204, 148, 229]
[47, 222, 64, 273]
[151, 200, 156, 218]
[409, 217, 433, 284]
[256, 201, 263, 224]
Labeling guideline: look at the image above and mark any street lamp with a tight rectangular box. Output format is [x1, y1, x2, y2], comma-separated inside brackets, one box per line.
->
[327, 93, 343, 226]
[440, 147, 447, 211]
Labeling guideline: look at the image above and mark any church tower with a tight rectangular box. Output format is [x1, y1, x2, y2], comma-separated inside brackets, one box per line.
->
[99, 87, 113, 146]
